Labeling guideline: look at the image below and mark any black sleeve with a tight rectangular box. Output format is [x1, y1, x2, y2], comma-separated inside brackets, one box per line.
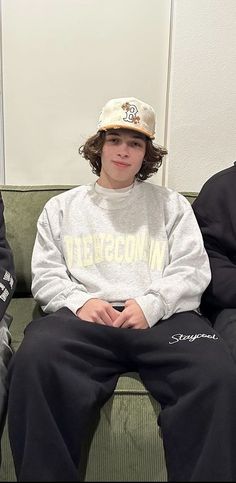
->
[192, 174, 236, 312]
[0, 193, 16, 321]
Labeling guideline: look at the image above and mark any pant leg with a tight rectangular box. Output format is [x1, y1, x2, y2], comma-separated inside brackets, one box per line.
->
[214, 308, 236, 363]
[0, 313, 13, 466]
[7, 307, 127, 482]
[130, 310, 236, 482]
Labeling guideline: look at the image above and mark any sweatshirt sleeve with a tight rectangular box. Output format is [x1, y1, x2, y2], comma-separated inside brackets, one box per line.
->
[135, 201, 211, 327]
[31, 207, 94, 314]
[193, 178, 236, 311]
[0, 194, 16, 321]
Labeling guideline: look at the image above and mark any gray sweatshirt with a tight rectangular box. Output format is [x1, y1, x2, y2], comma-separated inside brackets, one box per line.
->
[31, 181, 211, 327]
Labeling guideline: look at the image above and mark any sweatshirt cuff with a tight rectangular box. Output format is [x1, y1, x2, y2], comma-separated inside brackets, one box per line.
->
[135, 293, 165, 327]
[63, 292, 94, 316]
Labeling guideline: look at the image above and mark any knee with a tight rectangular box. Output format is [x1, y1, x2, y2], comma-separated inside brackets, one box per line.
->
[199, 351, 236, 398]
[10, 325, 60, 378]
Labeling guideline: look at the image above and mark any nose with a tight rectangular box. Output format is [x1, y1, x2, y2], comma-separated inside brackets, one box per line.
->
[117, 142, 129, 158]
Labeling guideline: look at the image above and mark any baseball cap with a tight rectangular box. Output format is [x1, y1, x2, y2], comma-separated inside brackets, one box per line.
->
[97, 97, 156, 139]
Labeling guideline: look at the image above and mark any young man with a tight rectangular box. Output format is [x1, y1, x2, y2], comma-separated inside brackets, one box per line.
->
[193, 162, 236, 361]
[0, 193, 16, 463]
[6, 98, 236, 482]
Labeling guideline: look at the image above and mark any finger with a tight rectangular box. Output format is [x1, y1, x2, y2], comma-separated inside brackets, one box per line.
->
[95, 317, 106, 326]
[120, 320, 132, 329]
[95, 305, 118, 326]
[100, 310, 113, 326]
[92, 310, 111, 326]
[124, 299, 133, 307]
[106, 305, 121, 323]
[112, 312, 127, 328]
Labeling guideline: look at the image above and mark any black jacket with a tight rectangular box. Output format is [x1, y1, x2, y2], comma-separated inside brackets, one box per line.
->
[0, 193, 16, 322]
[192, 163, 236, 320]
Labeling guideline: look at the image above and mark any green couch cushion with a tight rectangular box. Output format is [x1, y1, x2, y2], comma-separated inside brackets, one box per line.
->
[0, 185, 75, 295]
[181, 192, 198, 205]
[6, 298, 42, 351]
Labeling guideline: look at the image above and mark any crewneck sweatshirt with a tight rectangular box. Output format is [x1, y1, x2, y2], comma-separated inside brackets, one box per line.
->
[31, 180, 211, 327]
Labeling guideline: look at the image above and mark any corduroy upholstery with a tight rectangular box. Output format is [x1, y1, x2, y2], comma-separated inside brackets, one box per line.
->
[0, 185, 197, 482]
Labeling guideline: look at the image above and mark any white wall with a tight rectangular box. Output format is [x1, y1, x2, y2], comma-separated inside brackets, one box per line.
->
[1, 0, 236, 192]
[1, 0, 171, 185]
[166, 0, 236, 192]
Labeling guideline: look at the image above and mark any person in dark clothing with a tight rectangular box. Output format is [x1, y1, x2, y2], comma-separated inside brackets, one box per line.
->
[0, 192, 16, 464]
[192, 162, 236, 361]
[6, 98, 236, 482]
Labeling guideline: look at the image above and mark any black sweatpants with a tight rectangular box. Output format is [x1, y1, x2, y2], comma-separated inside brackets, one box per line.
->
[214, 308, 236, 363]
[7, 308, 236, 482]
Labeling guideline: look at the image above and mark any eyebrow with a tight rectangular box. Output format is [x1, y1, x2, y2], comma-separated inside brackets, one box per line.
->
[106, 131, 120, 137]
[106, 130, 146, 140]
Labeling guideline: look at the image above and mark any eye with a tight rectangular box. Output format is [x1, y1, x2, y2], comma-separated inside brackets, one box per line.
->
[131, 140, 144, 148]
[107, 137, 119, 144]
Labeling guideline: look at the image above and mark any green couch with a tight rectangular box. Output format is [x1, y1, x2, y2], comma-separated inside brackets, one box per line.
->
[0, 185, 197, 482]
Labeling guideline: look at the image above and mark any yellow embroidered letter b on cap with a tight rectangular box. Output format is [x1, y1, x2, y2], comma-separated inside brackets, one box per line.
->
[97, 97, 156, 139]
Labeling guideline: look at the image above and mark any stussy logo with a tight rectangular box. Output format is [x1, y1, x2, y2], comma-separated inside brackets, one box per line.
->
[122, 102, 140, 125]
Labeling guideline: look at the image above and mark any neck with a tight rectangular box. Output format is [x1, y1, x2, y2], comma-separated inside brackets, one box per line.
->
[97, 175, 135, 190]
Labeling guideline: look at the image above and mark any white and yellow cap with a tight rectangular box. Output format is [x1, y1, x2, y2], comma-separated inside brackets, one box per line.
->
[97, 97, 156, 139]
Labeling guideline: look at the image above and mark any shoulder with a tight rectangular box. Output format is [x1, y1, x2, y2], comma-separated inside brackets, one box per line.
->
[193, 164, 236, 217]
[199, 164, 236, 192]
[43, 184, 92, 210]
[37, 185, 93, 225]
[139, 181, 191, 210]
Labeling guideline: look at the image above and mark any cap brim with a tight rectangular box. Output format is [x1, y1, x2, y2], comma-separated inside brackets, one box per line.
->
[98, 124, 155, 139]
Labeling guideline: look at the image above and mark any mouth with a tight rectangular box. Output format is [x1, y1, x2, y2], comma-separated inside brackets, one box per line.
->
[112, 161, 130, 168]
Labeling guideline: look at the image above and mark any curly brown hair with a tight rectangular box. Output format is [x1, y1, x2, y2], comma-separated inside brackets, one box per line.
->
[78, 131, 168, 181]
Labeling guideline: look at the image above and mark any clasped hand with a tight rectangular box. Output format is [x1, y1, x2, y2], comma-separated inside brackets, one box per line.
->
[76, 298, 149, 329]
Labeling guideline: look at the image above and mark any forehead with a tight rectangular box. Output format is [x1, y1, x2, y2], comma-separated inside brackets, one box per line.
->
[105, 128, 146, 141]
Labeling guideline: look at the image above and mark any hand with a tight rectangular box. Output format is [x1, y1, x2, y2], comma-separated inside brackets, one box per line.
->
[76, 298, 120, 326]
[112, 299, 149, 329]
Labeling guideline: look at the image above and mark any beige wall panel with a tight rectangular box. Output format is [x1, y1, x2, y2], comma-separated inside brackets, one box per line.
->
[166, 0, 236, 192]
[1, 0, 171, 185]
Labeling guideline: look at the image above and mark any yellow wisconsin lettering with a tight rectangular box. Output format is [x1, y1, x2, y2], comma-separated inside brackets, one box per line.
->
[93, 233, 103, 264]
[135, 233, 148, 262]
[149, 240, 166, 270]
[82, 235, 93, 266]
[114, 235, 124, 263]
[74, 237, 83, 267]
[124, 235, 135, 263]
[104, 234, 115, 262]
[64, 235, 74, 269]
